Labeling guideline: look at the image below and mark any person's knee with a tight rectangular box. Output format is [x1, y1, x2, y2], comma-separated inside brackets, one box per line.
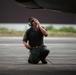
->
[29, 57, 40, 64]
[28, 58, 39, 64]
[46, 49, 50, 54]
[42, 46, 50, 54]
[43, 49, 50, 55]
[32, 60, 39, 64]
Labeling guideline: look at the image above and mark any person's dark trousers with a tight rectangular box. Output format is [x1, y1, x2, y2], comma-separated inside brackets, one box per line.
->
[39, 45, 50, 64]
[28, 45, 50, 64]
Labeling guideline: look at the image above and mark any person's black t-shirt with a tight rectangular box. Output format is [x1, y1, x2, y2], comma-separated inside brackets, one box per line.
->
[23, 27, 45, 47]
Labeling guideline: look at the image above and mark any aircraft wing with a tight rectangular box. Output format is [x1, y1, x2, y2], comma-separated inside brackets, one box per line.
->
[15, 0, 76, 14]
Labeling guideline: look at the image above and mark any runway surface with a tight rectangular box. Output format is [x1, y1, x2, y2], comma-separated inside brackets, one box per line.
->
[0, 37, 76, 75]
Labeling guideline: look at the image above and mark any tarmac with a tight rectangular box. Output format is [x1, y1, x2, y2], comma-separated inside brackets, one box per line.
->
[0, 37, 76, 75]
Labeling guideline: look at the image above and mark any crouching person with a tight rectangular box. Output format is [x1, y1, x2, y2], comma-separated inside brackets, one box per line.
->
[23, 17, 50, 64]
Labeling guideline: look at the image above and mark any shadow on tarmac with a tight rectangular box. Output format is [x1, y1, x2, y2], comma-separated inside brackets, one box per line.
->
[0, 69, 76, 75]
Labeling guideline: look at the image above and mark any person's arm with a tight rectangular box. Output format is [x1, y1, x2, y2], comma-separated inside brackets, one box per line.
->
[23, 30, 32, 49]
[23, 41, 31, 49]
[38, 22, 48, 36]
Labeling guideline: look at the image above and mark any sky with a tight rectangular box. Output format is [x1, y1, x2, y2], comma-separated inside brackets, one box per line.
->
[0, 0, 76, 24]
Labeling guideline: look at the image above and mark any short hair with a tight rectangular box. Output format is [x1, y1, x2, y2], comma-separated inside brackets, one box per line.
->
[28, 17, 38, 23]
[28, 17, 38, 26]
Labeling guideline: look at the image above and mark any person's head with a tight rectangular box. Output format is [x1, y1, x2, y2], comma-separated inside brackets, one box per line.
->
[28, 17, 39, 27]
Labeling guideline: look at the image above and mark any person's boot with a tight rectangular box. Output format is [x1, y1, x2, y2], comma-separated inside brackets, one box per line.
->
[41, 59, 47, 64]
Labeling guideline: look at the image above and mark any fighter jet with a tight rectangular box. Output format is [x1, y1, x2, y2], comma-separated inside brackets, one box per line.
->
[15, 0, 76, 14]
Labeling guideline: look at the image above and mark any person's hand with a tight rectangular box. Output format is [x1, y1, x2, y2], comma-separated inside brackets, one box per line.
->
[23, 42, 32, 49]
[25, 44, 32, 49]
[36, 20, 40, 27]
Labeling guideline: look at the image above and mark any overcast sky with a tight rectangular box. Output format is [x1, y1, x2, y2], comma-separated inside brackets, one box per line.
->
[0, 0, 76, 24]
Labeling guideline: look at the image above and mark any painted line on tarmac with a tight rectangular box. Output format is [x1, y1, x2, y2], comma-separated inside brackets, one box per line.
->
[0, 43, 76, 46]
[0, 37, 76, 39]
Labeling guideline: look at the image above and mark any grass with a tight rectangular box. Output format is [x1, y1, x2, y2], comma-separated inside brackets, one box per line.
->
[46, 25, 76, 37]
[0, 26, 76, 37]
[0, 27, 24, 37]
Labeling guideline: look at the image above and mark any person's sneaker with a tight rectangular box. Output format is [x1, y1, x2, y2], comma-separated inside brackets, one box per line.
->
[41, 59, 47, 64]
